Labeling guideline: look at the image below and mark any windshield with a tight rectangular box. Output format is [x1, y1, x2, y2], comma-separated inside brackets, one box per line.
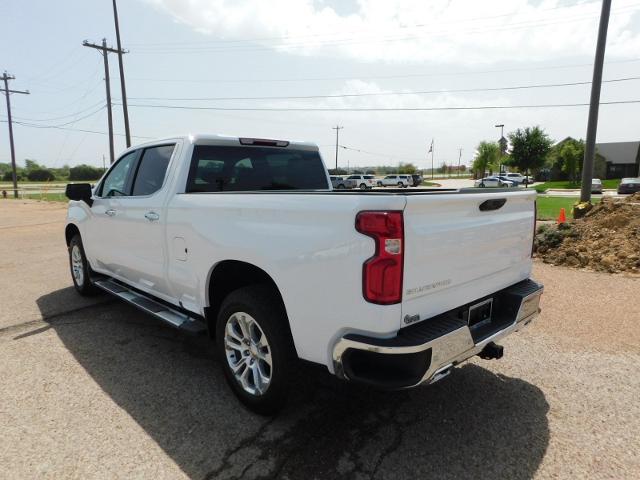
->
[187, 145, 329, 192]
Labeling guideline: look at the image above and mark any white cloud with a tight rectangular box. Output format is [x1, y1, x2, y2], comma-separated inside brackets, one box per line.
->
[143, 0, 640, 63]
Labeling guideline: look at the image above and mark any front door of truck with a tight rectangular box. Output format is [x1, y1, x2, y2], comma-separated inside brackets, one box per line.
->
[107, 143, 177, 300]
[85, 149, 140, 274]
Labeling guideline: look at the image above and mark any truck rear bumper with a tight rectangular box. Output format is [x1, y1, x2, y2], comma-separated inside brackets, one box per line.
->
[332, 279, 543, 389]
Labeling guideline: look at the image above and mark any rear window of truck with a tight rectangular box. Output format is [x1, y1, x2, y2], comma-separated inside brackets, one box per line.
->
[187, 145, 329, 192]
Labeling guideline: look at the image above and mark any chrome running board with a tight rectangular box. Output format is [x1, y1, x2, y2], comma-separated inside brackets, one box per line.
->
[93, 278, 206, 334]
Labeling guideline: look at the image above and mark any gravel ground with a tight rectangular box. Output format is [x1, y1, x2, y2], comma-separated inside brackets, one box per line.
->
[1, 200, 639, 479]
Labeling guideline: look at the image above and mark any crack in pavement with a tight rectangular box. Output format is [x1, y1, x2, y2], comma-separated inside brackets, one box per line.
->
[0, 298, 116, 337]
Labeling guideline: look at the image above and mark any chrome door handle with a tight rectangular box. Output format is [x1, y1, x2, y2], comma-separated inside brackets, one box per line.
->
[105, 209, 116, 216]
[144, 211, 160, 222]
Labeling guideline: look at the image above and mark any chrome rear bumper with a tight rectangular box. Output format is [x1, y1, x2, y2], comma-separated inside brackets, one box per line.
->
[332, 279, 543, 388]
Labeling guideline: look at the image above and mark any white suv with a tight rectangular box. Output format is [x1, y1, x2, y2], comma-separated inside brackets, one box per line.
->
[347, 175, 376, 190]
[377, 175, 410, 188]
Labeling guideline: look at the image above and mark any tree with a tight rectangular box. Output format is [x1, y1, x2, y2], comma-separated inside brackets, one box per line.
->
[397, 162, 417, 174]
[27, 168, 55, 182]
[69, 164, 106, 181]
[548, 139, 584, 183]
[24, 159, 40, 171]
[472, 141, 499, 178]
[508, 127, 553, 184]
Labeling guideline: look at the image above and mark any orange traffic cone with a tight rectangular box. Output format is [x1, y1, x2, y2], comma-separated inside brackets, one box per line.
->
[557, 207, 567, 224]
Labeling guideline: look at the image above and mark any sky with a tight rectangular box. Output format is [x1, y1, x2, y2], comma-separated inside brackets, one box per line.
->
[1, 0, 640, 171]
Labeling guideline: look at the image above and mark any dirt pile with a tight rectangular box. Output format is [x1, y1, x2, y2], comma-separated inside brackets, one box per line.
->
[535, 193, 640, 273]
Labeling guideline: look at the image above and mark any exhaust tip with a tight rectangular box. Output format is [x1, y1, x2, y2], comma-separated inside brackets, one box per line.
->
[479, 341, 504, 360]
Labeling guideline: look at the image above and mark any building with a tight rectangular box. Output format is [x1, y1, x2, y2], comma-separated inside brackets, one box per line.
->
[550, 138, 640, 180]
[595, 141, 640, 179]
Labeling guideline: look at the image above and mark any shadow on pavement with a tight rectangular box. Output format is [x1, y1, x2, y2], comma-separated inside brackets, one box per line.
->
[36, 287, 549, 480]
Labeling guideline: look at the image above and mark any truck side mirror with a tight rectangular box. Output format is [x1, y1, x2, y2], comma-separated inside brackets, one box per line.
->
[65, 183, 93, 206]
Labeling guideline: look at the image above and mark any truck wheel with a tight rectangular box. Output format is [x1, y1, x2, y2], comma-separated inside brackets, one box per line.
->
[68, 234, 99, 296]
[216, 285, 294, 415]
[337, 184, 345, 189]
[397, 182, 403, 187]
[359, 183, 367, 190]
[377, 181, 383, 187]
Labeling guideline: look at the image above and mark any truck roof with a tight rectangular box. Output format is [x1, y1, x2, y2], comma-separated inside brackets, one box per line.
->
[132, 133, 319, 151]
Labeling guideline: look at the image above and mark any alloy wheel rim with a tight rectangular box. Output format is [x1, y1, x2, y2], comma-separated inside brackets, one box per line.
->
[71, 245, 84, 285]
[224, 312, 272, 396]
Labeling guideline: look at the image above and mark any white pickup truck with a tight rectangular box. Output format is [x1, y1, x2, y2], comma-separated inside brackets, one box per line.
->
[65, 134, 543, 414]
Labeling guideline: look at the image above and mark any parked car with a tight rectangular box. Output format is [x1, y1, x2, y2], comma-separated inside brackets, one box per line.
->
[330, 176, 354, 190]
[347, 174, 376, 190]
[410, 174, 423, 187]
[377, 175, 411, 187]
[474, 176, 515, 188]
[591, 178, 603, 194]
[500, 173, 528, 186]
[617, 177, 640, 194]
[65, 133, 542, 414]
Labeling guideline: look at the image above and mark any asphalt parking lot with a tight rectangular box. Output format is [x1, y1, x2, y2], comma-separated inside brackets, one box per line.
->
[1, 200, 639, 479]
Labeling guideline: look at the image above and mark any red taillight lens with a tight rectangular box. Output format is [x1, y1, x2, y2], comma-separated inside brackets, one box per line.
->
[355, 211, 404, 304]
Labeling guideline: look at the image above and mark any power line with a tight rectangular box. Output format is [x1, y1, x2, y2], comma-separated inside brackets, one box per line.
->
[128, 0, 607, 48]
[126, 57, 640, 85]
[126, 75, 640, 102]
[12, 100, 106, 122]
[0, 119, 152, 139]
[130, 4, 640, 55]
[339, 145, 423, 162]
[119, 99, 640, 112]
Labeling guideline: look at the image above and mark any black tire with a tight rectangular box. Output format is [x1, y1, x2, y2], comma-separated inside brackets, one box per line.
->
[216, 285, 295, 415]
[359, 183, 367, 190]
[337, 184, 345, 189]
[68, 234, 99, 296]
[377, 181, 383, 187]
[397, 182, 403, 187]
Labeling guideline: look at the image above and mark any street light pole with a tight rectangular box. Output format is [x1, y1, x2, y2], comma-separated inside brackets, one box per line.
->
[580, 0, 612, 203]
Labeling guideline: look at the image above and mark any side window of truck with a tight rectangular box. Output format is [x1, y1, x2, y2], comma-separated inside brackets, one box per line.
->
[131, 144, 175, 196]
[99, 151, 138, 197]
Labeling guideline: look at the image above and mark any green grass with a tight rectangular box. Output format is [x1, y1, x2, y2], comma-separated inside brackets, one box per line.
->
[3, 192, 68, 202]
[534, 179, 621, 193]
[536, 196, 601, 220]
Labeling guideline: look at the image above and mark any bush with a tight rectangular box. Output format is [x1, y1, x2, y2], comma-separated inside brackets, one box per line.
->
[2, 171, 20, 182]
[69, 164, 105, 181]
[26, 168, 55, 182]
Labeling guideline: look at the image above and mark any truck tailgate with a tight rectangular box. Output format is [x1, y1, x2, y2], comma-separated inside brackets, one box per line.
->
[401, 190, 536, 328]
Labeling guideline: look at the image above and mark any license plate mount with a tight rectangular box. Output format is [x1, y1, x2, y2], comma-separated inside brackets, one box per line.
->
[468, 298, 493, 329]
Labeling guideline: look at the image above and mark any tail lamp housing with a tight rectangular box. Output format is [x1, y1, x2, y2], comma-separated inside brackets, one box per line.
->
[355, 211, 404, 305]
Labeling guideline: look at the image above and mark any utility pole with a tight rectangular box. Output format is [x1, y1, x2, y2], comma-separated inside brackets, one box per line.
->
[83, 39, 125, 164]
[458, 148, 462, 177]
[428, 139, 434, 179]
[332, 125, 343, 170]
[581, 0, 612, 203]
[1, 72, 30, 198]
[495, 124, 505, 174]
[111, 0, 131, 147]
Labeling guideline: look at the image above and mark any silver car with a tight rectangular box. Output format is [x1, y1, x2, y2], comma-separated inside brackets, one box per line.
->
[474, 176, 515, 188]
[591, 178, 603, 194]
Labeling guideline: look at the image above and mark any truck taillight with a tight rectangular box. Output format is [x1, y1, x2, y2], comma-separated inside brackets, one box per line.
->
[355, 211, 404, 305]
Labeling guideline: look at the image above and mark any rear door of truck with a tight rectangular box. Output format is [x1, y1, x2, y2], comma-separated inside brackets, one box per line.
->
[401, 189, 536, 328]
